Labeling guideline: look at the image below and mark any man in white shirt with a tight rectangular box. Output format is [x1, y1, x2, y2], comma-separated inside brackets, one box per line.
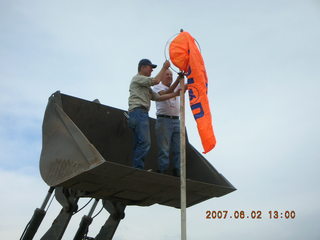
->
[152, 69, 184, 176]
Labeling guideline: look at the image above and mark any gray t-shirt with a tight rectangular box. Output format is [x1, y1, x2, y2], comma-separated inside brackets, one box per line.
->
[128, 74, 160, 111]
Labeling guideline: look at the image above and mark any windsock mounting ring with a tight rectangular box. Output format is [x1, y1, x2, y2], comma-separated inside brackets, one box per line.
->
[164, 29, 202, 74]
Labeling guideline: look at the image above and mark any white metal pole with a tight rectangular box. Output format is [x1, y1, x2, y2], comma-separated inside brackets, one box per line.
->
[180, 75, 187, 240]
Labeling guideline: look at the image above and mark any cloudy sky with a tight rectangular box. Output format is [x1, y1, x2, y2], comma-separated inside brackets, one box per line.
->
[1, 0, 320, 239]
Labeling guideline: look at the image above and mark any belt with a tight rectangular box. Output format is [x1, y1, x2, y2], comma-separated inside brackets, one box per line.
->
[130, 106, 148, 112]
[157, 114, 179, 119]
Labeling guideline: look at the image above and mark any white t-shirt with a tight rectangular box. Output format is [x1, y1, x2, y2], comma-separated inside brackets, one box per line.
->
[152, 82, 180, 117]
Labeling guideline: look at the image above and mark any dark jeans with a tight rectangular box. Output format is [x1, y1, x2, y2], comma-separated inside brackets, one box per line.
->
[155, 117, 180, 172]
[128, 108, 150, 169]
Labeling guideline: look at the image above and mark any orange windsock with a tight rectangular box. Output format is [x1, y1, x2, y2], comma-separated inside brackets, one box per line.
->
[169, 31, 216, 153]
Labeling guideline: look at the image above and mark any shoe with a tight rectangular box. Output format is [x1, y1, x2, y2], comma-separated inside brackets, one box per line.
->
[133, 165, 144, 170]
[147, 169, 153, 172]
[173, 168, 180, 177]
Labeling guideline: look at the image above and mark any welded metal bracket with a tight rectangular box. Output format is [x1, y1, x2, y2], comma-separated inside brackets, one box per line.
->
[40, 187, 79, 240]
[94, 200, 126, 240]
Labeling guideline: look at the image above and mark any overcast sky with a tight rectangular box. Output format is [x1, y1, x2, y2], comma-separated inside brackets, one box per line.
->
[1, 0, 320, 239]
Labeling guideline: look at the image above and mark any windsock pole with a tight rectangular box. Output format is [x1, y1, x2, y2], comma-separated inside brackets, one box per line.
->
[179, 29, 187, 240]
[180, 76, 187, 240]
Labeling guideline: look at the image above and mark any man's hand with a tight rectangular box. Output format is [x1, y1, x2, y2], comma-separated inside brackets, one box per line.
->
[163, 60, 170, 69]
[178, 71, 185, 78]
[152, 60, 171, 86]
[174, 89, 181, 97]
[175, 84, 188, 96]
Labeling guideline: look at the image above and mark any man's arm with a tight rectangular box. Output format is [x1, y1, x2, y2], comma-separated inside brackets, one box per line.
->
[156, 90, 180, 101]
[151, 60, 170, 85]
[158, 74, 184, 95]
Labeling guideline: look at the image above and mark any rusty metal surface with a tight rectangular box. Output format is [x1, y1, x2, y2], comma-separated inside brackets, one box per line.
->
[39, 92, 236, 208]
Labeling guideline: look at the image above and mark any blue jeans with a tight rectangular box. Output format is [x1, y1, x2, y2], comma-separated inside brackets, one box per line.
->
[128, 108, 151, 169]
[155, 117, 180, 172]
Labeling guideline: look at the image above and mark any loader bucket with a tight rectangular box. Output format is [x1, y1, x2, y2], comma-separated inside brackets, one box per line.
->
[39, 91, 235, 208]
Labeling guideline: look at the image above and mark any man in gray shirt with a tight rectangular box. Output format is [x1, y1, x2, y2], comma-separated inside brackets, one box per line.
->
[128, 59, 180, 169]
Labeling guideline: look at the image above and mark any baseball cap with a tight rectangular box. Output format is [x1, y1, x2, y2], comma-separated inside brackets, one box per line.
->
[138, 59, 157, 69]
